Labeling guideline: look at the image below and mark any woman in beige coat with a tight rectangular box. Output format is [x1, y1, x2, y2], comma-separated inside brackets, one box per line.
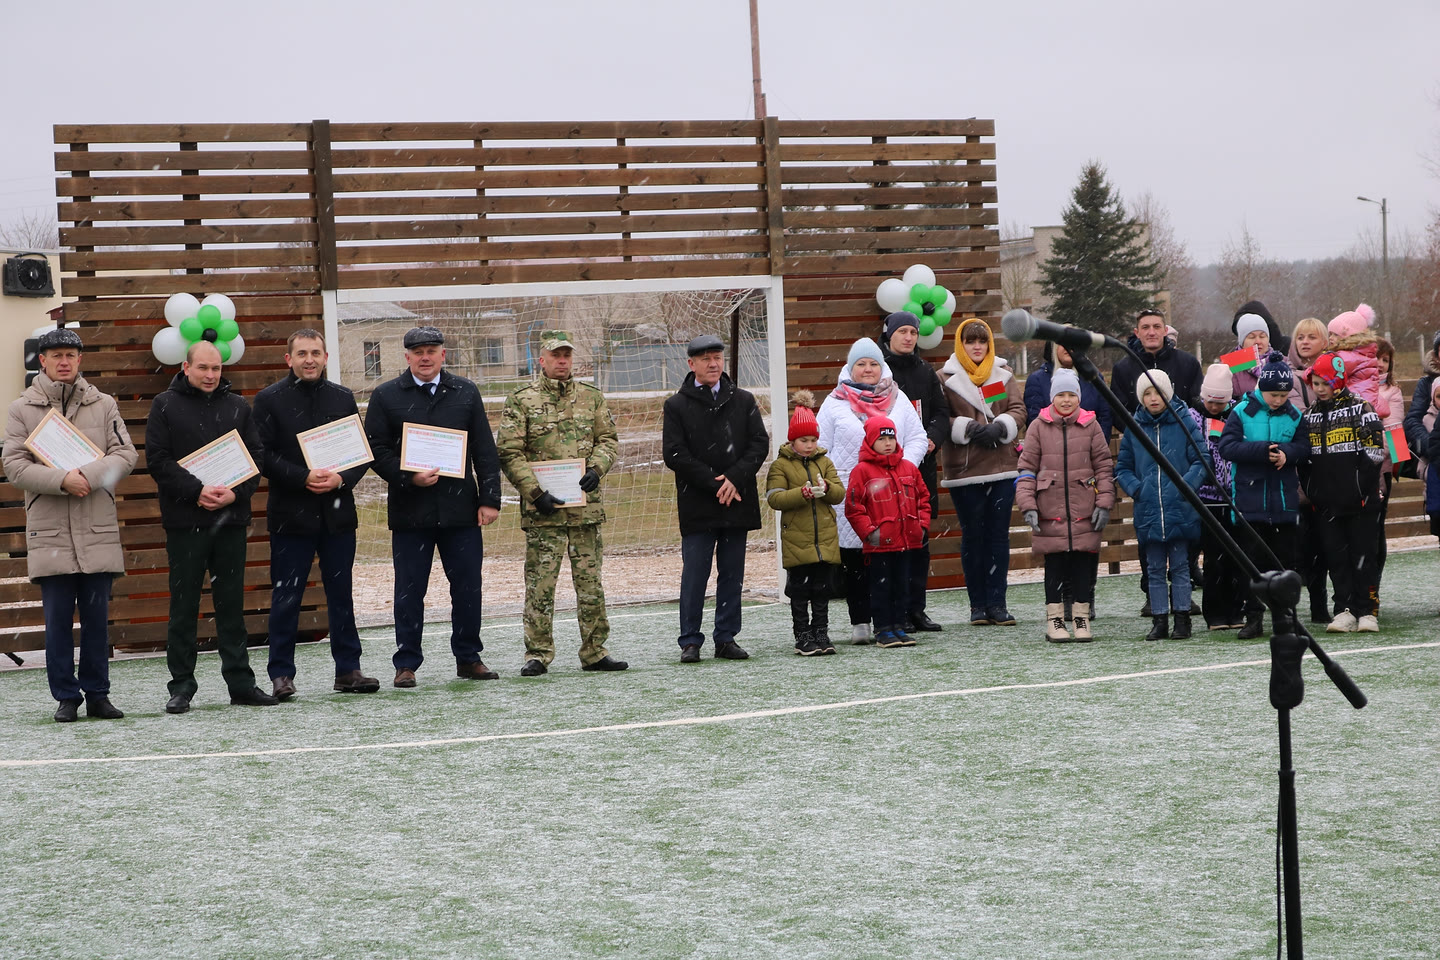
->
[2, 329, 136, 722]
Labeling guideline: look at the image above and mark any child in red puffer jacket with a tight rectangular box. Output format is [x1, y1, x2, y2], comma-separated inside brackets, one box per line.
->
[844, 415, 931, 649]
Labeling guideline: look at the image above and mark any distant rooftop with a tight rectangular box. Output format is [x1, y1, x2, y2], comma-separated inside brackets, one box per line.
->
[337, 301, 419, 323]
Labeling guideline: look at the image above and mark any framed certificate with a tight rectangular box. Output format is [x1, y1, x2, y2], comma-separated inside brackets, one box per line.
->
[23, 409, 104, 472]
[531, 458, 587, 507]
[177, 429, 260, 489]
[297, 414, 374, 473]
[400, 422, 469, 479]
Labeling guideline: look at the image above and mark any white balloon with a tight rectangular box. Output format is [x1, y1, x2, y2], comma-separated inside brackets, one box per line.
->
[152, 326, 189, 365]
[942, 290, 957, 315]
[917, 328, 946, 350]
[226, 334, 245, 364]
[164, 293, 200, 328]
[876, 278, 910, 313]
[902, 264, 936, 289]
[201, 293, 237, 322]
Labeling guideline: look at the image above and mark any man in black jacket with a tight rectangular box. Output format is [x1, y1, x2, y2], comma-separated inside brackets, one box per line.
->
[146, 341, 275, 713]
[1109, 310, 1204, 425]
[662, 335, 770, 663]
[880, 312, 948, 631]
[254, 329, 378, 700]
[364, 326, 503, 687]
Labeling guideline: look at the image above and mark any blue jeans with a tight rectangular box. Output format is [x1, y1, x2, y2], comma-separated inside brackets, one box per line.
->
[1144, 540, 1193, 615]
[38, 573, 113, 702]
[867, 550, 910, 631]
[678, 529, 747, 649]
[392, 526, 485, 671]
[949, 480, 1015, 612]
[267, 530, 364, 679]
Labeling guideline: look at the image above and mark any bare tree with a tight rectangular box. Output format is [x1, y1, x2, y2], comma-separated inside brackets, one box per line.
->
[1216, 223, 1265, 308]
[1131, 191, 1198, 331]
[0, 210, 59, 250]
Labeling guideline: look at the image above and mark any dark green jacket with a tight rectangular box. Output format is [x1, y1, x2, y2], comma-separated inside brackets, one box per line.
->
[765, 443, 844, 569]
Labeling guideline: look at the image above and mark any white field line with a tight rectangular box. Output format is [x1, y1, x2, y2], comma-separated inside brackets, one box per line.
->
[4, 642, 1435, 770]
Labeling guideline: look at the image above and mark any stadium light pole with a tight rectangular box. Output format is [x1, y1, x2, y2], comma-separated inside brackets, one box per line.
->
[1356, 196, 1388, 321]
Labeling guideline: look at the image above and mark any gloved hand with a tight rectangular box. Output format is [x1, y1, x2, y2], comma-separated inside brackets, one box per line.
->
[1022, 510, 1041, 533]
[578, 468, 601, 493]
[866, 529, 881, 546]
[972, 422, 1005, 448]
[533, 491, 563, 515]
[810, 476, 827, 496]
[1091, 506, 1110, 532]
[801, 483, 816, 500]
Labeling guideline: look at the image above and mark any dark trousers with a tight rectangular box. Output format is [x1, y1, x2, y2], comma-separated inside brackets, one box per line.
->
[392, 526, 485, 671]
[789, 596, 830, 636]
[1201, 504, 1247, 626]
[1296, 504, 1330, 615]
[678, 528, 746, 649]
[268, 530, 363, 680]
[1240, 522, 1298, 615]
[949, 480, 1015, 613]
[1320, 509, 1381, 617]
[840, 546, 870, 626]
[1043, 551, 1097, 605]
[165, 525, 255, 699]
[906, 542, 930, 616]
[1377, 474, 1392, 583]
[39, 572, 113, 702]
[867, 550, 911, 631]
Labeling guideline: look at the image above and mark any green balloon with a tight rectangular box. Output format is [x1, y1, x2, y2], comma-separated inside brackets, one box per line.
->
[197, 303, 222, 329]
[179, 316, 203, 341]
[934, 308, 954, 327]
[918, 316, 937, 336]
[902, 301, 924, 317]
[928, 285, 950, 306]
[217, 318, 239, 342]
[216, 339, 232, 363]
[909, 283, 932, 304]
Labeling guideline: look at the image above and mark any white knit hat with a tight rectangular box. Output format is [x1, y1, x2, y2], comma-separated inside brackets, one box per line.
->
[1235, 313, 1269, 347]
[1050, 368, 1081, 401]
[1136, 369, 1174, 404]
[1200, 363, 1233, 403]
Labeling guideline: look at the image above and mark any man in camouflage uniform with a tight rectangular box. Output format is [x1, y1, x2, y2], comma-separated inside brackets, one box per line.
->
[497, 330, 627, 676]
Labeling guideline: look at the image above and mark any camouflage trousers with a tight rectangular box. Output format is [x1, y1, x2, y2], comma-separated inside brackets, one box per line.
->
[523, 524, 611, 666]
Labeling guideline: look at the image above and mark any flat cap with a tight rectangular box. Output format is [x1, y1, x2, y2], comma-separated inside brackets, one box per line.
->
[539, 330, 575, 352]
[403, 326, 445, 349]
[686, 334, 725, 357]
[37, 327, 84, 352]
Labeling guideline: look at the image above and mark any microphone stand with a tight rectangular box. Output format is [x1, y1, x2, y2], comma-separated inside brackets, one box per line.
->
[1067, 346, 1367, 960]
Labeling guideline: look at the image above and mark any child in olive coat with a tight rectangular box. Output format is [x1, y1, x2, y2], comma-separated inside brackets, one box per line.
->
[765, 392, 845, 655]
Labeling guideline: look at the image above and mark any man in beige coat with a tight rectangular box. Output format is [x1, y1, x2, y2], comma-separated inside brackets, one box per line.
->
[2, 328, 137, 722]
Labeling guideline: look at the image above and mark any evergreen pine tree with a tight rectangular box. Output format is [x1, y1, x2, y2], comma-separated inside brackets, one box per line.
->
[1039, 162, 1161, 337]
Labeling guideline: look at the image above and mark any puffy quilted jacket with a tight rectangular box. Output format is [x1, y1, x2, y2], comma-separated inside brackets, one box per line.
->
[766, 443, 844, 568]
[1216, 391, 1307, 525]
[1014, 405, 1114, 555]
[1114, 396, 1206, 543]
[844, 441, 931, 554]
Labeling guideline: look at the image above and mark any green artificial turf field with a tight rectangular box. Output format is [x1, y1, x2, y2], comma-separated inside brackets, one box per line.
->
[2, 551, 1437, 959]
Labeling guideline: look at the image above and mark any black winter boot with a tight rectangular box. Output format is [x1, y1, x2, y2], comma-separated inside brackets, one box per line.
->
[1237, 612, 1265, 640]
[1144, 614, 1169, 641]
[1172, 611, 1192, 640]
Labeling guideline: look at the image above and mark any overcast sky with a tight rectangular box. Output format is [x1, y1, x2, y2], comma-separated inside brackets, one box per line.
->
[3, 0, 1437, 264]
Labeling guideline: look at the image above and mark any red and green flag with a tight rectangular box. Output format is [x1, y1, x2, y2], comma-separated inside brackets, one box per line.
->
[1207, 418, 1224, 440]
[1221, 346, 1260, 374]
[1385, 426, 1411, 463]
[981, 380, 1008, 405]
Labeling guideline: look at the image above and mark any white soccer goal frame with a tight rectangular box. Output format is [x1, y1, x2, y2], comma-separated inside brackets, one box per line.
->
[325, 275, 790, 594]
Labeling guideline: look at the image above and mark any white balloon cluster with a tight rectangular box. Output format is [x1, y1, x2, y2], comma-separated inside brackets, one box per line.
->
[875, 264, 956, 350]
[152, 293, 246, 366]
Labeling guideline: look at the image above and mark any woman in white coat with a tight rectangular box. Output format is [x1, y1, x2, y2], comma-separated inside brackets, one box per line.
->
[817, 338, 928, 643]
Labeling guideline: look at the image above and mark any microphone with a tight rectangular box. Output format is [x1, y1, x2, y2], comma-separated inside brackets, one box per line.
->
[1001, 309, 1125, 351]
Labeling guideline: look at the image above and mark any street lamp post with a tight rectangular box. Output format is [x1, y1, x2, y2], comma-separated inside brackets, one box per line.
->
[1357, 195, 1388, 321]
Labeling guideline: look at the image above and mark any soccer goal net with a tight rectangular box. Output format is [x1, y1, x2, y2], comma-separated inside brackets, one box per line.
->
[333, 284, 782, 626]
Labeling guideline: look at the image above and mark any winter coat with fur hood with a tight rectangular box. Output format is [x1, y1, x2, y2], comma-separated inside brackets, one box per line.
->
[1331, 330, 1385, 418]
[2, 373, 137, 580]
[938, 354, 1026, 489]
[1014, 405, 1114, 555]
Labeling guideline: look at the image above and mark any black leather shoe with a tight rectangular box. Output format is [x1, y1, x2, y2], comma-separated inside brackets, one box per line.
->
[713, 641, 750, 660]
[520, 659, 548, 677]
[165, 694, 192, 714]
[1140, 598, 1153, 618]
[1237, 615, 1265, 640]
[582, 656, 629, 672]
[53, 698, 81, 723]
[1145, 614, 1169, 641]
[230, 686, 279, 706]
[679, 645, 701, 663]
[85, 696, 124, 720]
[1172, 611, 1193, 640]
[909, 611, 943, 632]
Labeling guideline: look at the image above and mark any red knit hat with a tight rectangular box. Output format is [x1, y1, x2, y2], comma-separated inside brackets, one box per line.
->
[1307, 352, 1347, 389]
[862, 415, 897, 448]
[788, 402, 819, 442]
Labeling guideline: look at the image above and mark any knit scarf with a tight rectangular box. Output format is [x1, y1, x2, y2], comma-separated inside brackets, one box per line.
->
[955, 333, 996, 387]
[833, 377, 896, 419]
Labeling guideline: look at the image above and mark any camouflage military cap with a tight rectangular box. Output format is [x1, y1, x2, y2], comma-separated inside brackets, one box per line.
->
[539, 330, 575, 353]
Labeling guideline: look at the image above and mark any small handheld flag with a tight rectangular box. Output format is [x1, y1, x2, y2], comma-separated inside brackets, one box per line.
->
[981, 380, 1008, 405]
[1207, 418, 1224, 440]
[1385, 426, 1411, 463]
[1221, 346, 1260, 374]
